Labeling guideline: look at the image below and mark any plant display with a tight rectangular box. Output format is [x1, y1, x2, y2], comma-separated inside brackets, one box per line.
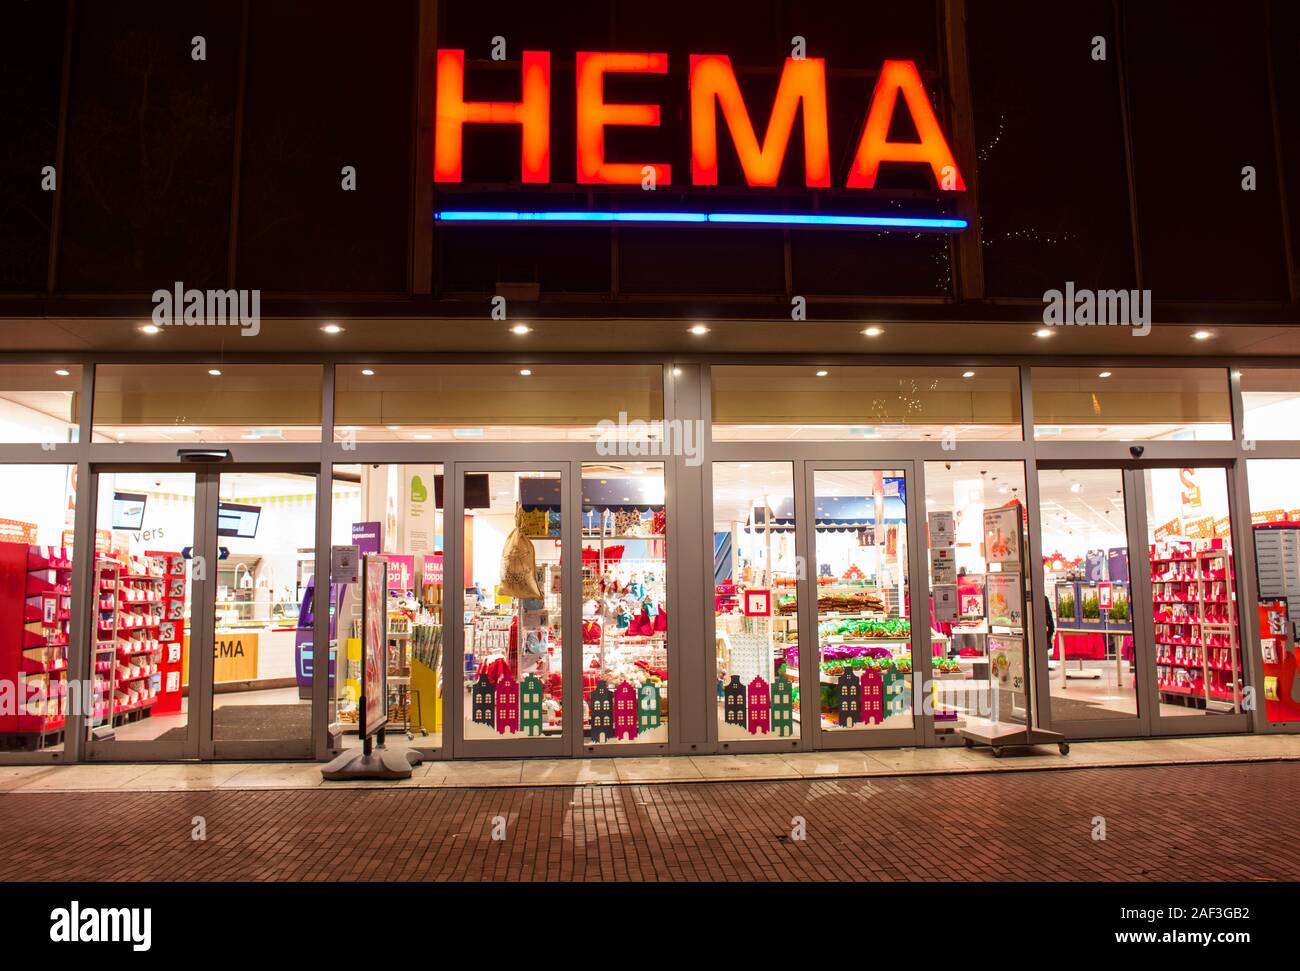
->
[1081, 595, 1101, 619]
[1108, 595, 1129, 621]
[1056, 592, 1075, 619]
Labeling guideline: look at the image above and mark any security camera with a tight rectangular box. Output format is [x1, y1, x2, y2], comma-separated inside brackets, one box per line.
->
[945, 462, 952, 471]
[1129, 445, 1145, 458]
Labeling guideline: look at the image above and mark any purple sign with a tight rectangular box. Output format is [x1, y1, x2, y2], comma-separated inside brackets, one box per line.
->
[352, 521, 382, 556]
[1107, 547, 1129, 583]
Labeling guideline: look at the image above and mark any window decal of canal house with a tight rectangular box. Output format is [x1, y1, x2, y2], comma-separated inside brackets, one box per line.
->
[771, 673, 794, 736]
[519, 674, 543, 736]
[472, 671, 495, 726]
[495, 673, 520, 734]
[637, 680, 661, 733]
[860, 668, 884, 725]
[589, 680, 614, 742]
[838, 668, 861, 727]
[724, 674, 746, 727]
[613, 681, 638, 740]
[746, 675, 770, 734]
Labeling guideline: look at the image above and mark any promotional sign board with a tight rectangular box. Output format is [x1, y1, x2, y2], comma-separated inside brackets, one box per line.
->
[360, 555, 389, 739]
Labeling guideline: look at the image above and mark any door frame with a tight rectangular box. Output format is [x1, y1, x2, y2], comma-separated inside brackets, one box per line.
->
[800, 459, 927, 751]
[82, 463, 319, 762]
[447, 460, 578, 759]
[1031, 459, 1250, 741]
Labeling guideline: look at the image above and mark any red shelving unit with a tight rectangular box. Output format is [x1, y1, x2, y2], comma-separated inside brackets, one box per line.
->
[0, 542, 74, 746]
[92, 555, 164, 730]
[1151, 540, 1240, 712]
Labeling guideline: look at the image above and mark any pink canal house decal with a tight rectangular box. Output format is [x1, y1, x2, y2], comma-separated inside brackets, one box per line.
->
[860, 668, 884, 725]
[614, 681, 639, 740]
[495, 674, 520, 734]
[746, 675, 771, 734]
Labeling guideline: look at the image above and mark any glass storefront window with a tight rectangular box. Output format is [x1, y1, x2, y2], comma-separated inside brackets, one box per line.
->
[208, 471, 317, 743]
[463, 471, 563, 741]
[88, 471, 195, 745]
[712, 366, 1022, 442]
[334, 365, 663, 443]
[1032, 367, 1232, 441]
[0, 365, 81, 444]
[1143, 467, 1242, 716]
[92, 364, 322, 443]
[0, 464, 79, 752]
[330, 464, 445, 750]
[926, 461, 1030, 736]
[1245, 459, 1299, 724]
[713, 462, 800, 741]
[581, 462, 667, 744]
[1037, 468, 1138, 724]
[1240, 368, 1300, 441]
[813, 470, 913, 732]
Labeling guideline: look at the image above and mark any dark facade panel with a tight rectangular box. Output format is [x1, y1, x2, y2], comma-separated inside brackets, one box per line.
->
[619, 228, 785, 295]
[236, 0, 416, 294]
[792, 230, 952, 297]
[968, 0, 1136, 297]
[1123, 0, 1289, 301]
[0, 0, 65, 291]
[56, 0, 240, 292]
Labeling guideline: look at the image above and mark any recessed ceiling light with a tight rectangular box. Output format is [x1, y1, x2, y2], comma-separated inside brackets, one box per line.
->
[360, 368, 375, 376]
[689, 324, 709, 335]
[510, 323, 531, 335]
[139, 324, 161, 335]
[414, 433, 433, 440]
[54, 369, 70, 377]
[1098, 371, 1112, 378]
[862, 326, 883, 337]
[815, 370, 829, 377]
[519, 369, 532, 376]
[1191, 330, 1213, 341]
[321, 323, 344, 334]
[207, 369, 222, 377]
[1034, 328, 1054, 338]
[962, 370, 975, 378]
[672, 367, 682, 376]
[386, 425, 400, 431]
[1070, 482, 1082, 493]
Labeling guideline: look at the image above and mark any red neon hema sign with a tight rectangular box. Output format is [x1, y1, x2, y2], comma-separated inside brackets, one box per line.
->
[433, 51, 965, 192]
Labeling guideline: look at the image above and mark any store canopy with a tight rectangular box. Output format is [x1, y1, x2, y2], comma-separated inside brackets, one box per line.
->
[742, 494, 907, 532]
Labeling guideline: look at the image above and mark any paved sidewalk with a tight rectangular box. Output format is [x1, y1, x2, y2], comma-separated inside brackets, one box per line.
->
[0, 733, 1296, 793]
[0, 760, 1294, 881]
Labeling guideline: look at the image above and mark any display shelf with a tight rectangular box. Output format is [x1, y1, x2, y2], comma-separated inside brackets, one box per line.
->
[0, 542, 74, 744]
[1151, 542, 1241, 711]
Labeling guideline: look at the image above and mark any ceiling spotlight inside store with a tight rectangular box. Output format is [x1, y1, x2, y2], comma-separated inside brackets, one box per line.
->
[1033, 328, 1054, 338]
[815, 370, 829, 377]
[862, 326, 883, 337]
[54, 369, 70, 377]
[672, 367, 682, 376]
[1070, 482, 1082, 493]
[321, 323, 344, 334]
[519, 369, 532, 376]
[510, 323, 531, 335]
[386, 425, 400, 431]
[414, 433, 433, 440]
[207, 369, 222, 377]
[1191, 330, 1213, 340]
[139, 323, 161, 335]
[360, 368, 375, 376]
[962, 370, 975, 378]
[689, 324, 710, 335]
[1098, 371, 1112, 378]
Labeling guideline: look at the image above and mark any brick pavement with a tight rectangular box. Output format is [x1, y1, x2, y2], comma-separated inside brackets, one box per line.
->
[0, 761, 1293, 881]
